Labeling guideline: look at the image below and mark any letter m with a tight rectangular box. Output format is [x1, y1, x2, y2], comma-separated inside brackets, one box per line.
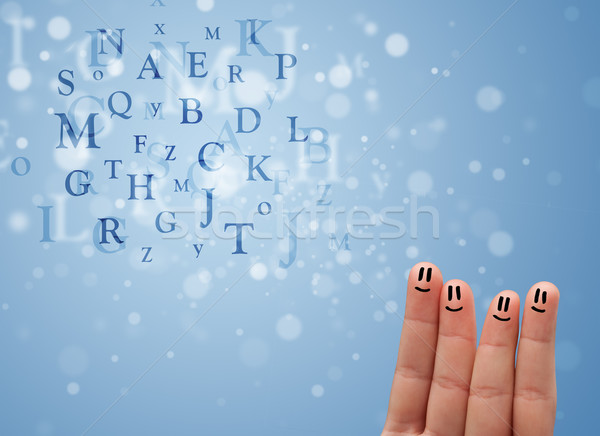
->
[55, 112, 100, 149]
[205, 27, 220, 40]
[174, 178, 190, 192]
[329, 233, 350, 251]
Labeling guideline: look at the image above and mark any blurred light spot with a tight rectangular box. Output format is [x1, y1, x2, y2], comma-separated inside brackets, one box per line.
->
[492, 168, 506, 181]
[250, 262, 268, 280]
[7, 67, 31, 91]
[81, 245, 94, 258]
[32, 267, 44, 279]
[406, 245, 418, 259]
[349, 271, 362, 285]
[196, 0, 214, 12]
[233, 70, 268, 105]
[8, 211, 29, 232]
[107, 59, 124, 76]
[66, 382, 80, 395]
[385, 33, 409, 57]
[128, 312, 141, 325]
[328, 64, 352, 88]
[16, 137, 28, 149]
[345, 176, 359, 190]
[364, 21, 377, 36]
[47, 16, 70, 40]
[407, 170, 433, 196]
[476, 86, 504, 112]
[327, 366, 343, 381]
[325, 93, 351, 119]
[373, 310, 385, 322]
[276, 314, 302, 341]
[488, 231, 514, 257]
[336, 250, 352, 265]
[385, 300, 398, 314]
[469, 160, 482, 173]
[183, 271, 211, 299]
[311, 384, 324, 398]
[58, 346, 89, 376]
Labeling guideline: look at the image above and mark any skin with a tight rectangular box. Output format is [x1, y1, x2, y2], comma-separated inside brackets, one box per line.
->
[382, 262, 559, 436]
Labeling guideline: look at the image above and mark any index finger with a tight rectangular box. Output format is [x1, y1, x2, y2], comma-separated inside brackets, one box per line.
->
[383, 262, 443, 434]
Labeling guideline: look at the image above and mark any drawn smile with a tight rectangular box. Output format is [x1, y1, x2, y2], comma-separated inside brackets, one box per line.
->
[445, 306, 463, 312]
[414, 267, 433, 293]
[445, 285, 462, 312]
[493, 295, 511, 322]
[531, 306, 546, 313]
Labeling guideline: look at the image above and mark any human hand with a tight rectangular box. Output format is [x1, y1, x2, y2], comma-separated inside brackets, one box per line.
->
[382, 262, 559, 436]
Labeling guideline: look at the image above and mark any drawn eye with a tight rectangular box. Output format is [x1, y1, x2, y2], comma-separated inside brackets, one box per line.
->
[497, 295, 510, 312]
[448, 285, 461, 301]
[418, 267, 433, 282]
[445, 285, 464, 312]
[493, 295, 512, 321]
[534, 288, 547, 304]
[532, 288, 548, 313]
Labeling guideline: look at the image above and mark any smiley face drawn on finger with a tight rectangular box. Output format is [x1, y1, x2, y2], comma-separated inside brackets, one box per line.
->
[415, 266, 433, 292]
[445, 285, 463, 312]
[531, 288, 547, 313]
[492, 295, 511, 321]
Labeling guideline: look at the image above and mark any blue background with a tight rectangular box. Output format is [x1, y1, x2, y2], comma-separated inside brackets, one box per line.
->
[0, 0, 597, 434]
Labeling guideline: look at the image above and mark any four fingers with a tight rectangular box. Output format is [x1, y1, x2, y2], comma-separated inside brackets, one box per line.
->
[384, 263, 559, 436]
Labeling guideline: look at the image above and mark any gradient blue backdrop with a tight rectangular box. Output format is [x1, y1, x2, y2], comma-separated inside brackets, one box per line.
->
[0, 0, 597, 434]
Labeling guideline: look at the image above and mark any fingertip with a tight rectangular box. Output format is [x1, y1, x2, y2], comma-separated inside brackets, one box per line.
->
[441, 279, 474, 306]
[500, 289, 520, 302]
[410, 261, 442, 277]
[525, 281, 559, 320]
[440, 279, 476, 339]
[488, 290, 520, 324]
[408, 262, 443, 293]
[537, 281, 559, 297]
[529, 281, 560, 302]
[443, 279, 472, 295]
